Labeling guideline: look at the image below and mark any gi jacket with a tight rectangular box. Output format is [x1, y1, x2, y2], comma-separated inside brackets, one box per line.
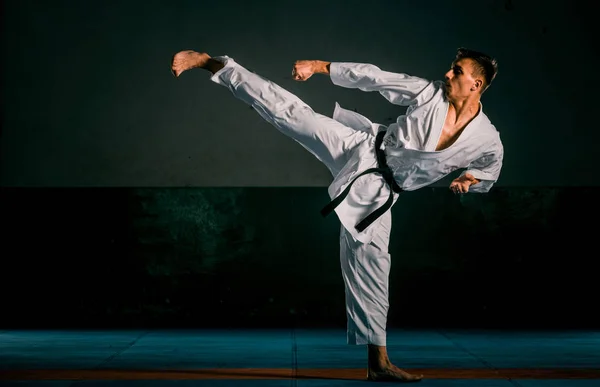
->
[326, 62, 504, 244]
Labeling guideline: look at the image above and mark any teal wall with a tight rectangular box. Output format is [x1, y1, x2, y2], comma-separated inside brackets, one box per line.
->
[2, 0, 599, 187]
[1, 187, 597, 329]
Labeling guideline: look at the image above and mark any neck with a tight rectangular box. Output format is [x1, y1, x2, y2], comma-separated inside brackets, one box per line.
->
[449, 96, 480, 121]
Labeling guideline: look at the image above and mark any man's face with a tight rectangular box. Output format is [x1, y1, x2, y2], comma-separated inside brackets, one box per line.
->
[444, 58, 480, 100]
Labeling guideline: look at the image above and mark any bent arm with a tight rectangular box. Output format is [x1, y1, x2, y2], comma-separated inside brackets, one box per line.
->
[326, 62, 433, 106]
[462, 141, 504, 193]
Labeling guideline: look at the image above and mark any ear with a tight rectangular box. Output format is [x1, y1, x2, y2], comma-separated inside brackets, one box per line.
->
[472, 79, 483, 91]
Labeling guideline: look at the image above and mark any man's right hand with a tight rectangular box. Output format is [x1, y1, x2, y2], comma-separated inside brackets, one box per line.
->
[292, 60, 330, 81]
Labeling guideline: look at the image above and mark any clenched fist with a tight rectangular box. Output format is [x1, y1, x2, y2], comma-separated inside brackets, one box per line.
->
[292, 60, 331, 81]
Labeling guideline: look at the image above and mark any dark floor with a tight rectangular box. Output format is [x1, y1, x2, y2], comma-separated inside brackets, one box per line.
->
[1, 328, 599, 386]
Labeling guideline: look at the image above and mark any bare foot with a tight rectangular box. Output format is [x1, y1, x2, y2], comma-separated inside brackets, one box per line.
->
[367, 365, 423, 383]
[367, 345, 423, 382]
[170, 50, 211, 77]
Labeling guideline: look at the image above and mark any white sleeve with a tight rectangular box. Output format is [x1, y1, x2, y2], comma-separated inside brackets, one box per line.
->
[329, 62, 434, 106]
[461, 140, 504, 193]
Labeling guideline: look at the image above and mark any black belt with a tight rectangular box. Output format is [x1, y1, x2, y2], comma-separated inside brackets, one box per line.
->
[320, 131, 403, 232]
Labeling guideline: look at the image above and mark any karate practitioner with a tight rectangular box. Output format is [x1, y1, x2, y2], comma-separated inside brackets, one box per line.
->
[170, 47, 503, 383]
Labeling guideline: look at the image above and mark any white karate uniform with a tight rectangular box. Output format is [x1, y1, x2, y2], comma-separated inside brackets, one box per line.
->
[209, 56, 503, 346]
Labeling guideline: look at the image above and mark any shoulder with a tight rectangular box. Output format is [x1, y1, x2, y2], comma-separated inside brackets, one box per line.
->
[474, 113, 503, 151]
[415, 80, 445, 106]
[478, 112, 500, 137]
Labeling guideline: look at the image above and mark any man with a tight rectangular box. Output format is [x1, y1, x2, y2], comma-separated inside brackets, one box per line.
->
[170, 47, 503, 382]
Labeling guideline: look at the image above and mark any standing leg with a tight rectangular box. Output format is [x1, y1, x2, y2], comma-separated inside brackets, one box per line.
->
[171, 50, 369, 177]
[340, 210, 423, 382]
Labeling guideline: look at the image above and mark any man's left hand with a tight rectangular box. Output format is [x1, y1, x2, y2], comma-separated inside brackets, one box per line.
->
[449, 173, 480, 194]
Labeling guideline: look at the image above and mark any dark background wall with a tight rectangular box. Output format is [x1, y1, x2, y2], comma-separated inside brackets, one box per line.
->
[1, 0, 599, 187]
[1, 187, 598, 330]
[1, 0, 599, 331]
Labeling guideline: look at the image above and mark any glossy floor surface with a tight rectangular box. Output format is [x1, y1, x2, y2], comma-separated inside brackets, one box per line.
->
[1, 329, 599, 386]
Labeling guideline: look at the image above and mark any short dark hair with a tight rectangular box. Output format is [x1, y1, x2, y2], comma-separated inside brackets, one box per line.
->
[455, 47, 498, 92]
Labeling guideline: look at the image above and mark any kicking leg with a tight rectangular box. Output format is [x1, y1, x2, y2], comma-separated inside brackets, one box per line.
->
[170, 50, 368, 177]
[339, 211, 423, 382]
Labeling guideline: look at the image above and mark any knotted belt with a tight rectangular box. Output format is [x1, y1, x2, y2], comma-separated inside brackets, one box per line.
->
[320, 131, 403, 232]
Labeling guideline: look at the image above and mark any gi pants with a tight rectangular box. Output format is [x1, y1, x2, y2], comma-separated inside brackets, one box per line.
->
[210, 56, 392, 346]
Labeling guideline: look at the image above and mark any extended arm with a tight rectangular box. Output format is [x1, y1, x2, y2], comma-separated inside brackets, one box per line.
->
[292, 60, 433, 106]
[292, 59, 331, 79]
